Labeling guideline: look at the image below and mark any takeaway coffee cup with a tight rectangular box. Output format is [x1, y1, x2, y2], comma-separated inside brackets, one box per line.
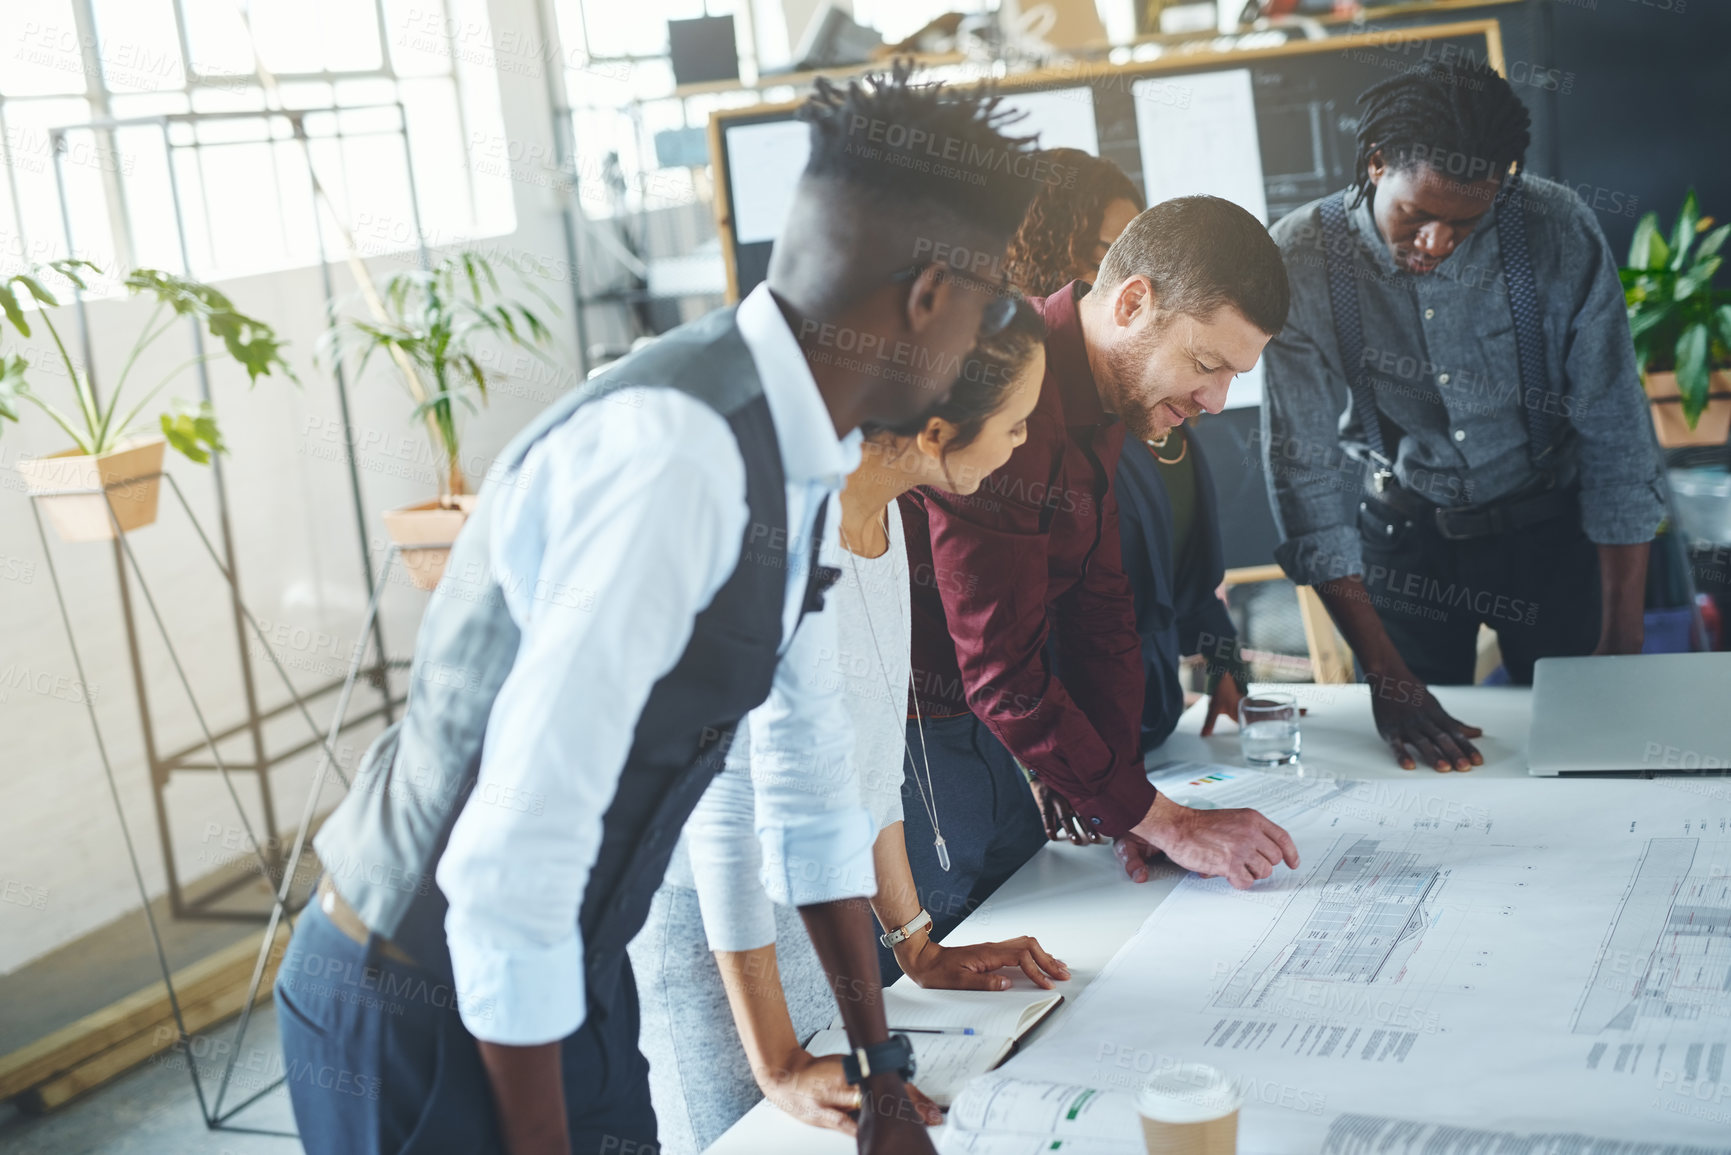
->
[1136, 1063, 1240, 1155]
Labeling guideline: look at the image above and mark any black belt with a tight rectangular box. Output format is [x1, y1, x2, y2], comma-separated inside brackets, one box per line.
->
[1366, 471, 1578, 542]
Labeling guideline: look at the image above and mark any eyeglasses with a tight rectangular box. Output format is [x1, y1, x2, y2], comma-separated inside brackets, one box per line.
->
[888, 262, 1019, 337]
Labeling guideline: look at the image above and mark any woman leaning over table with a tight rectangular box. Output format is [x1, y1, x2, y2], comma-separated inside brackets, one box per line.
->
[629, 301, 1068, 1153]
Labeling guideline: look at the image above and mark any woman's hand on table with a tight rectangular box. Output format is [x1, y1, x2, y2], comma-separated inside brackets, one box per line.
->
[756, 1050, 860, 1134]
[756, 1048, 944, 1134]
[898, 933, 1070, 991]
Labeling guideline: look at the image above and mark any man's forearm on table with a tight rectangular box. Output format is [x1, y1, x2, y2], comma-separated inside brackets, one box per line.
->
[1315, 574, 1408, 678]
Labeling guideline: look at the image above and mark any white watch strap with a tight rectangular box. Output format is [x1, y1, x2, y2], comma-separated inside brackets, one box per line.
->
[879, 907, 932, 949]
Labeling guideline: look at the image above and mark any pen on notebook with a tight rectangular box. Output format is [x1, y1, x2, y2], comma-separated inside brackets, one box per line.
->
[892, 1027, 975, 1035]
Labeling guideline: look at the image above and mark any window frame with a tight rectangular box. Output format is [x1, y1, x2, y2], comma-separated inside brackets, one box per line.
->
[0, 0, 506, 283]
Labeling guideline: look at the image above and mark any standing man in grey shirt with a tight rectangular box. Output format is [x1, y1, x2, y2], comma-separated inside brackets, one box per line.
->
[1261, 59, 1666, 772]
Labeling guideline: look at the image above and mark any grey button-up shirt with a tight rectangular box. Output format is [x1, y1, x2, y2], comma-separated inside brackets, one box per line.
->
[1260, 175, 1666, 587]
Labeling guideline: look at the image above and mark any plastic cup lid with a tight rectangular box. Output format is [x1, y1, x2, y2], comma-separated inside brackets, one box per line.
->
[1136, 1063, 1242, 1123]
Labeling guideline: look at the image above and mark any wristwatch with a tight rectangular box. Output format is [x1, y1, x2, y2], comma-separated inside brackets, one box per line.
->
[879, 907, 932, 949]
[841, 1033, 917, 1085]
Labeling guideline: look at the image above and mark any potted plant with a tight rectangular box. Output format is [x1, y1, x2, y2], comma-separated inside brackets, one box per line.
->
[0, 261, 294, 542]
[323, 252, 556, 589]
[1622, 189, 1731, 447]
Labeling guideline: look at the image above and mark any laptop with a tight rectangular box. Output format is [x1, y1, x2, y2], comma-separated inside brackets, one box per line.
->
[1528, 652, 1731, 776]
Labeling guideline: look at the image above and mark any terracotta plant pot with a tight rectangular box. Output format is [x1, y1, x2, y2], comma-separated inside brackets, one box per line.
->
[1647, 370, 1731, 448]
[380, 494, 478, 591]
[17, 437, 168, 543]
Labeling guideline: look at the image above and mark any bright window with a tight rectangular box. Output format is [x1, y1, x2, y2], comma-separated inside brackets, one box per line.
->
[549, 0, 1005, 223]
[0, 0, 515, 287]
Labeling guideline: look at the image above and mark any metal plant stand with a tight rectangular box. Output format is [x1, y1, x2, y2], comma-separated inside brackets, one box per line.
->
[31, 466, 440, 1129]
[46, 102, 428, 918]
[25, 476, 422, 1131]
[205, 539, 430, 1127]
[25, 102, 435, 1132]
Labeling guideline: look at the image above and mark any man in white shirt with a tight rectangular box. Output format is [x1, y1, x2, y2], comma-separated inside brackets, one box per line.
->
[276, 65, 1040, 1155]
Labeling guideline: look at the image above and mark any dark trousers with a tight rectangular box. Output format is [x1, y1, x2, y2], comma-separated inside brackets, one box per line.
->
[276, 901, 657, 1155]
[1357, 492, 1602, 686]
[883, 711, 1047, 982]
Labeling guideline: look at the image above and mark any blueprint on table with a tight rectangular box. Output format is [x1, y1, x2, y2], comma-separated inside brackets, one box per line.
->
[975, 766, 1731, 1152]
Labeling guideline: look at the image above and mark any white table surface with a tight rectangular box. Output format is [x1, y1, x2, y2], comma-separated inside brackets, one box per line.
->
[706, 684, 1538, 1153]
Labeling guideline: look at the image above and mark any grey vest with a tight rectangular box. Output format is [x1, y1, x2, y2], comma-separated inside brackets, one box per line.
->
[314, 306, 819, 1000]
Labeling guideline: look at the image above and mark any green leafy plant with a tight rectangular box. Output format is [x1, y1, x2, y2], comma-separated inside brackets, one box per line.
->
[1621, 189, 1731, 430]
[321, 252, 556, 500]
[0, 261, 295, 463]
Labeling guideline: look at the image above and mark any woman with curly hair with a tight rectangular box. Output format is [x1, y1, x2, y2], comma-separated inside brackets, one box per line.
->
[1003, 151, 1251, 847]
[1004, 147, 1144, 297]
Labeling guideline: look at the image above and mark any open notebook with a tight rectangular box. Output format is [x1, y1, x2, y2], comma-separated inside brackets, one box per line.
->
[807, 985, 1064, 1107]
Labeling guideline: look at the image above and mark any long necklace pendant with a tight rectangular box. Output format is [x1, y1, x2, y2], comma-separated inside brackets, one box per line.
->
[934, 835, 951, 872]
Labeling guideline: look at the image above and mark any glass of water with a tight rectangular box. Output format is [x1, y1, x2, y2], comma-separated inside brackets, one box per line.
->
[1239, 692, 1300, 766]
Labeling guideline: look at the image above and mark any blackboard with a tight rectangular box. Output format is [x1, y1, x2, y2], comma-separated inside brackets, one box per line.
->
[708, 19, 1506, 302]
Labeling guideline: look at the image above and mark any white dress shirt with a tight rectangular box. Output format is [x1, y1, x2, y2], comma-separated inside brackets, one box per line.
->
[675, 502, 913, 952]
[436, 284, 875, 1046]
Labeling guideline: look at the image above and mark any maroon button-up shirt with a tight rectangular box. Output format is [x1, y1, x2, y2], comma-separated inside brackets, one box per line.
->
[901, 282, 1157, 838]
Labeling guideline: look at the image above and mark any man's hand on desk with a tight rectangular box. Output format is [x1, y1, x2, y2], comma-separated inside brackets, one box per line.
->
[1122, 794, 1300, 890]
[756, 1051, 942, 1136]
[1366, 668, 1483, 772]
[897, 932, 1070, 992]
[1311, 576, 1483, 773]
